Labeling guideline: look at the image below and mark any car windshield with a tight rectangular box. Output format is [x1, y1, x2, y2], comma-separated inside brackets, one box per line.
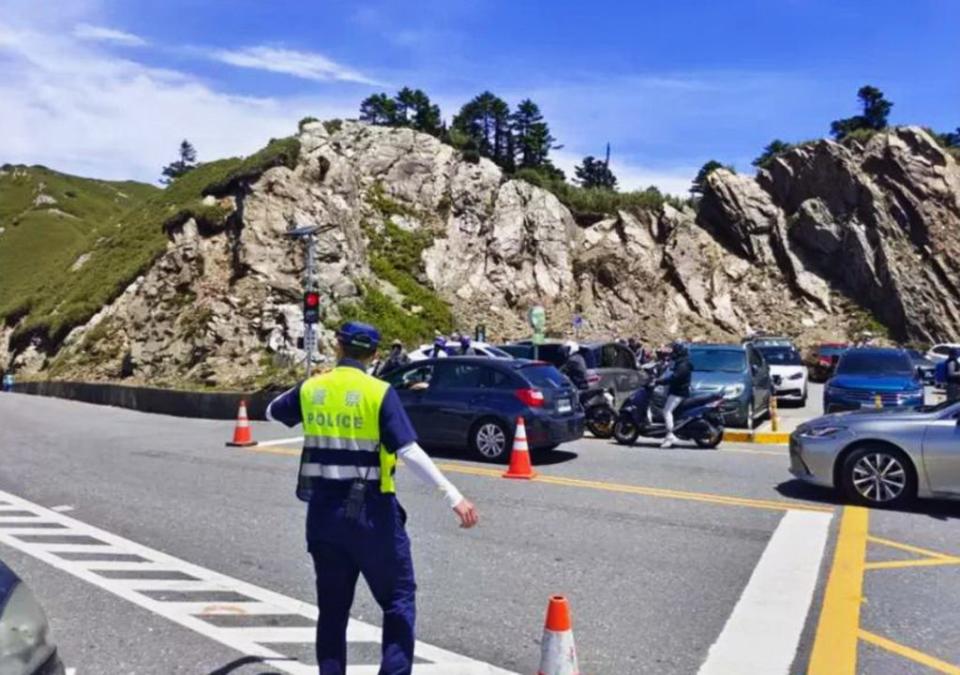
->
[758, 347, 802, 365]
[483, 346, 512, 358]
[836, 351, 913, 375]
[689, 349, 746, 373]
[519, 364, 568, 389]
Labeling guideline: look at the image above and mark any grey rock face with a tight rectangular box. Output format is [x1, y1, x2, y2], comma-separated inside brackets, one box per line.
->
[10, 124, 958, 386]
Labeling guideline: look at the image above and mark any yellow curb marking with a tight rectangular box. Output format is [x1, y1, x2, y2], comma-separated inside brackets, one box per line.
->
[859, 630, 960, 674]
[808, 506, 869, 675]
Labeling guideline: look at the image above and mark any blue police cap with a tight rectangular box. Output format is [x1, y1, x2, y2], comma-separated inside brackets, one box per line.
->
[337, 321, 381, 350]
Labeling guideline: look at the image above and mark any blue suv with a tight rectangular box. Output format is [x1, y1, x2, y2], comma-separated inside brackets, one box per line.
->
[824, 348, 924, 413]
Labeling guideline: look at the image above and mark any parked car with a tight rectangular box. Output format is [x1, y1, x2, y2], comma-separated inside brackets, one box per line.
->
[381, 357, 585, 461]
[501, 340, 643, 406]
[652, 343, 772, 428]
[756, 345, 808, 406]
[808, 343, 849, 382]
[0, 559, 65, 675]
[926, 343, 960, 363]
[742, 334, 795, 349]
[823, 348, 924, 413]
[905, 349, 936, 385]
[408, 341, 513, 361]
[789, 399, 960, 507]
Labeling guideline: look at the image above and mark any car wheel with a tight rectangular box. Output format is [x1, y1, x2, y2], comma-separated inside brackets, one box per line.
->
[840, 445, 916, 508]
[470, 418, 512, 462]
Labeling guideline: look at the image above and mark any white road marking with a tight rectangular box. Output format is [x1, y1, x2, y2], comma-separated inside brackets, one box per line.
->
[51, 505, 75, 512]
[0, 489, 514, 674]
[697, 509, 833, 675]
[255, 436, 304, 447]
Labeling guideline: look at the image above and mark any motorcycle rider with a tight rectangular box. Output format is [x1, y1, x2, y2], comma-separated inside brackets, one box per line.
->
[429, 335, 449, 359]
[561, 340, 589, 391]
[658, 341, 692, 448]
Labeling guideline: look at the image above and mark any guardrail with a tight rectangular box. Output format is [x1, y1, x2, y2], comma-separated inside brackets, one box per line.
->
[8, 380, 285, 420]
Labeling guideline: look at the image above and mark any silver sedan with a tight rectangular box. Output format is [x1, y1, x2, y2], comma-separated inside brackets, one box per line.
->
[789, 400, 960, 507]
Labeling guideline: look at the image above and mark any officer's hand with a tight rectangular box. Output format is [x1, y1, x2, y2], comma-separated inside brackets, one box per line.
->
[453, 499, 479, 529]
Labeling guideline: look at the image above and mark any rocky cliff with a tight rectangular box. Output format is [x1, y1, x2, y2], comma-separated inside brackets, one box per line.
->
[3, 122, 958, 388]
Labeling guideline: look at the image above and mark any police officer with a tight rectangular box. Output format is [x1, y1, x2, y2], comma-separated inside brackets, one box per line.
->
[267, 321, 479, 675]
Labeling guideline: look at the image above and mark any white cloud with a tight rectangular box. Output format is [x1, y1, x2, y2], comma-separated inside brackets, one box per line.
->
[0, 24, 358, 183]
[74, 23, 146, 47]
[210, 46, 382, 86]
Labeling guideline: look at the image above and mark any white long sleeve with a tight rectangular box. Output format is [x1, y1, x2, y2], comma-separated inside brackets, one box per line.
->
[397, 442, 463, 508]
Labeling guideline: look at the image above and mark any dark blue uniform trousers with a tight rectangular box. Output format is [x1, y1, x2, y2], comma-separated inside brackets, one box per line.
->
[307, 488, 417, 675]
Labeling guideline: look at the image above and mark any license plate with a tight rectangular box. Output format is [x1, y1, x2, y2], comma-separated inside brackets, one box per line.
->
[557, 398, 572, 413]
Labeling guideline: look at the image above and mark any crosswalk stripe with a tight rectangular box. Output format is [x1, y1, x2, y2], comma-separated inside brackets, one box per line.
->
[0, 488, 514, 674]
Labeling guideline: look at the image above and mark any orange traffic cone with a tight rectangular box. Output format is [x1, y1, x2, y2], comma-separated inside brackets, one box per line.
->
[226, 400, 257, 447]
[503, 417, 536, 479]
[538, 595, 579, 675]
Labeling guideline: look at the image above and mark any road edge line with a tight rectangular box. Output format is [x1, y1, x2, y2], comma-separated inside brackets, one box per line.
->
[807, 505, 868, 675]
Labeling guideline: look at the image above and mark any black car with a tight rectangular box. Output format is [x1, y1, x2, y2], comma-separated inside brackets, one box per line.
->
[0, 560, 65, 675]
[382, 357, 585, 461]
[499, 340, 643, 406]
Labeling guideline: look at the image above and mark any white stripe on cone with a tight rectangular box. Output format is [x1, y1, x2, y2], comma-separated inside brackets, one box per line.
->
[538, 628, 579, 675]
[515, 419, 529, 451]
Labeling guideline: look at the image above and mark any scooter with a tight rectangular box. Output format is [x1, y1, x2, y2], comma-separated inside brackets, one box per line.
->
[613, 382, 725, 448]
[582, 388, 617, 439]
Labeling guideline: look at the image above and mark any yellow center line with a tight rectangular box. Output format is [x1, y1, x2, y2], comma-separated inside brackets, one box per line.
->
[433, 462, 833, 514]
[808, 505, 869, 675]
[865, 558, 960, 571]
[868, 535, 960, 561]
[243, 446, 832, 514]
[859, 630, 960, 675]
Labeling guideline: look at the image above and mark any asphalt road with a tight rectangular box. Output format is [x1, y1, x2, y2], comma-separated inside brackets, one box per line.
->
[1, 393, 958, 674]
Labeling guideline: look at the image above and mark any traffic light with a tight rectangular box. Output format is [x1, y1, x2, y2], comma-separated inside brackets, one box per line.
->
[303, 291, 321, 324]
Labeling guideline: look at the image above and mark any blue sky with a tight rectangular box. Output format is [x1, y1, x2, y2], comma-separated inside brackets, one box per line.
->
[1, 0, 958, 193]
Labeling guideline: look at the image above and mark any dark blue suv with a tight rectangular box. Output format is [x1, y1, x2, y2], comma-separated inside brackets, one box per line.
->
[382, 357, 585, 461]
[824, 348, 924, 413]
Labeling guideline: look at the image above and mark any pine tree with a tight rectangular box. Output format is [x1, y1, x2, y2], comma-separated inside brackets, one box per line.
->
[752, 140, 793, 169]
[510, 99, 558, 169]
[830, 85, 894, 139]
[452, 92, 512, 166]
[574, 156, 617, 190]
[160, 140, 198, 184]
[690, 160, 727, 195]
[359, 93, 398, 126]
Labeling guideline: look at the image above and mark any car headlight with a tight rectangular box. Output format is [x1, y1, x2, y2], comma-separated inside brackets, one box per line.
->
[788, 372, 803, 380]
[798, 425, 846, 438]
[0, 581, 53, 663]
[722, 384, 745, 399]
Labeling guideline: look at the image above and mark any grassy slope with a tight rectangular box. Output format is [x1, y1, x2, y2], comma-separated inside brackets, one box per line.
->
[0, 137, 300, 346]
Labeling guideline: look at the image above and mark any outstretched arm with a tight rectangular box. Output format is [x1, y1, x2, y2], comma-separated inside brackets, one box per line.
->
[397, 443, 478, 528]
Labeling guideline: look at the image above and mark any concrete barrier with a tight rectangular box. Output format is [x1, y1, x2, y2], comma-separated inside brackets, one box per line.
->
[9, 380, 286, 421]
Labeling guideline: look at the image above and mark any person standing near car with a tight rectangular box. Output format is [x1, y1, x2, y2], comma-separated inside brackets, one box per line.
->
[374, 339, 409, 378]
[658, 342, 692, 448]
[266, 321, 479, 675]
[947, 347, 960, 402]
[561, 341, 589, 391]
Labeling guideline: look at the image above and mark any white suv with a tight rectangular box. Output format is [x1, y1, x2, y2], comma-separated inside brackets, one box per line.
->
[926, 343, 960, 362]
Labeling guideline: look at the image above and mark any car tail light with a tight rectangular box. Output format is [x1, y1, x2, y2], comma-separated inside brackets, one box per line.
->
[515, 388, 545, 407]
[817, 356, 831, 366]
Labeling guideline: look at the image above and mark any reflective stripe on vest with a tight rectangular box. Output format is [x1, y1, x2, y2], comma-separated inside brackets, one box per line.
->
[297, 366, 395, 501]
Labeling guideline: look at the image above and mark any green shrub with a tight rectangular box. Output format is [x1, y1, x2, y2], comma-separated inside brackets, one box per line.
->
[839, 128, 879, 147]
[298, 116, 319, 131]
[202, 137, 301, 196]
[323, 119, 343, 134]
[366, 182, 420, 219]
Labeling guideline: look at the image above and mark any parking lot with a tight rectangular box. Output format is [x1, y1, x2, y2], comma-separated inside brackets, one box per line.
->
[2, 392, 958, 673]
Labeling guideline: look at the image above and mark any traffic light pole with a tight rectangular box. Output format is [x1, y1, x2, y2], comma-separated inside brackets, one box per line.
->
[302, 232, 318, 380]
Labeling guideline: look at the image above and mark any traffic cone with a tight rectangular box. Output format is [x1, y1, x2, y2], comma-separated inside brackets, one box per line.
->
[226, 400, 257, 447]
[538, 595, 579, 675]
[503, 417, 536, 479]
